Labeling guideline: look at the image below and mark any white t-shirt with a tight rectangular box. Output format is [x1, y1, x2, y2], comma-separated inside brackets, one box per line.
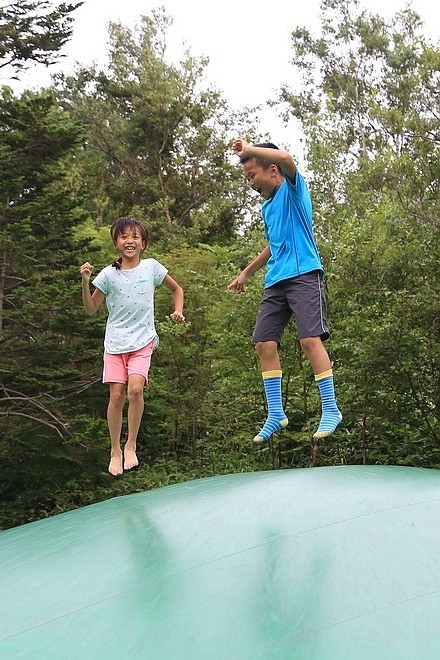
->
[92, 258, 168, 354]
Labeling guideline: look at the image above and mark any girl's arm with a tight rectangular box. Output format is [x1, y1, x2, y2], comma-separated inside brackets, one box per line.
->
[162, 274, 185, 322]
[80, 262, 105, 315]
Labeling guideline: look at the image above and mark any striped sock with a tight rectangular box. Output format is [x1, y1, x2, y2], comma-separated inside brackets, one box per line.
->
[253, 370, 289, 443]
[313, 369, 342, 439]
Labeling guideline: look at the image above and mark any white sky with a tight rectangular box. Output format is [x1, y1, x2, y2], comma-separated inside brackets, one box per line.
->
[5, 0, 440, 155]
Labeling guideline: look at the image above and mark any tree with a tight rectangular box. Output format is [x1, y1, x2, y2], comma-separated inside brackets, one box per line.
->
[0, 87, 101, 519]
[277, 0, 440, 465]
[54, 8, 245, 244]
[0, 0, 82, 76]
[0, 8, 264, 528]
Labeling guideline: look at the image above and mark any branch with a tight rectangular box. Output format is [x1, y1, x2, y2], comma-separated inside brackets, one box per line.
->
[0, 385, 71, 437]
[0, 410, 66, 438]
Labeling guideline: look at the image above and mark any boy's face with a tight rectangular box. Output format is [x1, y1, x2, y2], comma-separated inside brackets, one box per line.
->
[243, 159, 280, 200]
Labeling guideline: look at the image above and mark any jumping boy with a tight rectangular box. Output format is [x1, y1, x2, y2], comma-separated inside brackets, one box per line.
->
[227, 140, 341, 442]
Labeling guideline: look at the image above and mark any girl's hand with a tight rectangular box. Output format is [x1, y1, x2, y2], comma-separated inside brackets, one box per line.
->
[80, 262, 94, 281]
[170, 311, 185, 323]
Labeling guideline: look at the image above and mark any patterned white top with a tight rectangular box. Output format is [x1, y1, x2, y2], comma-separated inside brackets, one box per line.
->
[92, 258, 167, 354]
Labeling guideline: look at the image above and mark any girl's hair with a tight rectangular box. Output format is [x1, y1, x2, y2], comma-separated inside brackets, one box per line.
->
[239, 142, 282, 173]
[110, 216, 150, 270]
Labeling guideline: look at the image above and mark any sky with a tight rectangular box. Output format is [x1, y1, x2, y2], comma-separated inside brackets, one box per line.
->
[6, 0, 440, 156]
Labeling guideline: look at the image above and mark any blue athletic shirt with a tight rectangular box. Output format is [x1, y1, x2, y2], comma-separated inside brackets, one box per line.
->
[262, 170, 323, 288]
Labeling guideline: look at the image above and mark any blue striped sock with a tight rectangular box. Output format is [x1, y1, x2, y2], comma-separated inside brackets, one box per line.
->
[253, 370, 289, 443]
[313, 370, 342, 439]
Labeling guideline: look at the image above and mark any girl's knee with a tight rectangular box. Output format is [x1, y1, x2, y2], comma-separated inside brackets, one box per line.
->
[109, 384, 126, 407]
[109, 392, 125, 408]
[128, 384, 145, 400]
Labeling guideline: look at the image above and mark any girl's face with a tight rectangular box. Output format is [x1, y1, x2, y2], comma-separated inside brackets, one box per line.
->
[114, 226, 146, 265]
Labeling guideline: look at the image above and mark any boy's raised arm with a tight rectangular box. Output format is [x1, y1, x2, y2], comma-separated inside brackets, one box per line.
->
[232, 139, 296, 180]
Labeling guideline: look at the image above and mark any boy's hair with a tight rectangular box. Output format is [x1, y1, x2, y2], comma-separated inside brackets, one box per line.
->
[110, 217, 150, 270]
[239, 142, 282, 173]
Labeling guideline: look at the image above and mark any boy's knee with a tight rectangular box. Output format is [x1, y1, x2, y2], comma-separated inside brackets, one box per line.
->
[255, 340, 278, 358]
[300, 336, 322, 353]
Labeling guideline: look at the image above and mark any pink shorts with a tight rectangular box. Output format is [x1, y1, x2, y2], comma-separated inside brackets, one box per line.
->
[103, 342, 154, 385]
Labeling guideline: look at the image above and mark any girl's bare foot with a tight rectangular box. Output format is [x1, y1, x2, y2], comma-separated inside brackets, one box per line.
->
[124, 444, 139, 470]
[108, 451, 123, 476]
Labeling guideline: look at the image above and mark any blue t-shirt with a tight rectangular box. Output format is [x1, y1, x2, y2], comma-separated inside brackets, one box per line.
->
[92, 258, 167, 354]
[262, 171, 323, 288]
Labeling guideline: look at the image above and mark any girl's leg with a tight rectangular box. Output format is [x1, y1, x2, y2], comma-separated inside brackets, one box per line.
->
[300, 337, 342, 438]
[124, 374, 146, 470]
[107, 383, 126, 476]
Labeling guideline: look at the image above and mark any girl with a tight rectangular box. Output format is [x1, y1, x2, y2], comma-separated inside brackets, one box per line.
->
[80, 217, 185, 476]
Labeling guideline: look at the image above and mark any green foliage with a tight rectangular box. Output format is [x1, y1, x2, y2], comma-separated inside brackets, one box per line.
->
[1, 1, 439, 529]
[53, 8, 244, 244]
[280, 0, 440, 466]
[0, 0, 83, 75]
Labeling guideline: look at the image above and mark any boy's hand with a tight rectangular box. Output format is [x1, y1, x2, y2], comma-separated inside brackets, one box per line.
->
[80, 262, 93, 281]
[170, 311, 185, 323]
[231, 139, 249, 157]
[227, 274, 247, 293]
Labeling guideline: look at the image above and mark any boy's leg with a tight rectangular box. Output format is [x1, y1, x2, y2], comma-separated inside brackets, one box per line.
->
[124, 374, 146, 470]
[251, 285, 292, 444]
[287, 272, 341, 439]
[300, 337, 342, 438]
[107, 382, 126, 476]
[253, 341, 289, 443]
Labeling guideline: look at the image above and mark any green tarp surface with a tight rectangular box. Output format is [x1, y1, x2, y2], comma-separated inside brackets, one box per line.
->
[1, 465, 440, 659]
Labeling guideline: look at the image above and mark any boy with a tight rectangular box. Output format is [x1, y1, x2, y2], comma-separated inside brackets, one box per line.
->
[227, 140, 341, 442]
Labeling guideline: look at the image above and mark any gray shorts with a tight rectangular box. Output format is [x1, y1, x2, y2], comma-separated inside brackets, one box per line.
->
[252, 270, 330, 344]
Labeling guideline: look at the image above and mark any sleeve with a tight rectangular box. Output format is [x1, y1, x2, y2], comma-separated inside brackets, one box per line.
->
[92, 267, 109, 295]
[153, 260, 168, 287]
[286, 170, 308, 198]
